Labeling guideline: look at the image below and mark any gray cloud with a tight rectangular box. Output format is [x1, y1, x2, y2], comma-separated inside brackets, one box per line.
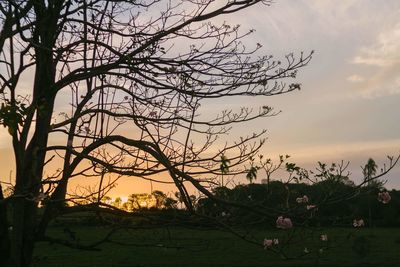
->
[351, 23, 400, 98]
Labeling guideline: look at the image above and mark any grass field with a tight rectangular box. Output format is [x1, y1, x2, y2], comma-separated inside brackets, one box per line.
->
[33, 226, 400, 267]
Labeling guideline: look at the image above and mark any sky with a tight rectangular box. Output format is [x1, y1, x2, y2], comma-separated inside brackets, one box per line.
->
[230, 0, 400, 188]
[1, 0, 400, 196]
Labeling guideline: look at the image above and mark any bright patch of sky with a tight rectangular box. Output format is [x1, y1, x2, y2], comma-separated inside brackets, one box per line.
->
[0, 129, 10, 149]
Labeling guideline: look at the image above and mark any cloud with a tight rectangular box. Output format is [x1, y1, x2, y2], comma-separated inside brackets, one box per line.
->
[300, 0, 394, 39]
[350, 23, 400, 98]
[352, 74, 400, 99]
[347, 74, 365, 82]
[267, 138, 400, 162]
[352, 24, 400, 67]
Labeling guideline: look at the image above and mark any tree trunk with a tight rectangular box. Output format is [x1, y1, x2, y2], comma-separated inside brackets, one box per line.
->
[8, 5, 60, 265]
[0, 184, 11, 266]
[8, 39, 56, 267]
[9, 104, 55, 267]
[9, 198, 37, 267]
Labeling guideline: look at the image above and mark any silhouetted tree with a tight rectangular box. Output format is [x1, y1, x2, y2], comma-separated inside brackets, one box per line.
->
[0, 184, 10, 260]
[362, 158, 378, 227]
[363, 158, 377, 186]
[151, 190, 167, 209]
[0, 0, 331, 266]
[112, 197, 122, 209]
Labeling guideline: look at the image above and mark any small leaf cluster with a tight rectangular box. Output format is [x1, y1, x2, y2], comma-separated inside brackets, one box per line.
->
[220, 155, 230, 174]
[0, 100, 29, 135]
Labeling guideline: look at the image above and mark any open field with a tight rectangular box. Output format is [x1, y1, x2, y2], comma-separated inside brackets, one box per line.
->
[33, 226, 400, 267]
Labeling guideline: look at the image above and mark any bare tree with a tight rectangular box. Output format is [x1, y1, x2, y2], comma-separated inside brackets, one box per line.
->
[0, 1, 314, 266]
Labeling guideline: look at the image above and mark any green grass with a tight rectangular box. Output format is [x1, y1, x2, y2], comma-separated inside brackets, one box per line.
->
[33, 226, 400, 267]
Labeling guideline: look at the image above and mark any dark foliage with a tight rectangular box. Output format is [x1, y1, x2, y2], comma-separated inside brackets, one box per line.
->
[197, 182, 400, 227]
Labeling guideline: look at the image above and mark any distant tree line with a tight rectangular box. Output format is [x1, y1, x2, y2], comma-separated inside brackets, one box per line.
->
[196, 180, 400, 228]
[62, 179, 400, 228]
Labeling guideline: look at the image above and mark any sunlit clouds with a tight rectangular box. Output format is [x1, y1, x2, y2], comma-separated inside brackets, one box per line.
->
[352, 24, 400, 67]
[347, 74, 365, 83]
[350, 22, 400, 98]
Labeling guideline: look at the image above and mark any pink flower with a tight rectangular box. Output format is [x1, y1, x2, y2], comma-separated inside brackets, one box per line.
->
[320, 234, 328, 241]
[263, 238, 279, 249]
[263, 239, 273, 248]
[306, 205, 317, 210]
[353, 219, 365, 227]
[276, 216, 293, 229]
[378, 191, 391, 204]
[296, 195, 309, 204]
